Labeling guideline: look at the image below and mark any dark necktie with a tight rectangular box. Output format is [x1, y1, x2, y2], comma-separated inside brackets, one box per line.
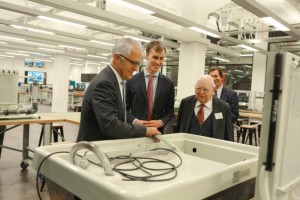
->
[121, 81, 127, 123]
[214, 90, 218, 98]
[147, 75, 154, 121]
[197, 104, 205, 124]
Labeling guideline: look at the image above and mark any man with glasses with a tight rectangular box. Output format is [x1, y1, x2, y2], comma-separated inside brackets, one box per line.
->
[173, 75, 233, 141]
[76, 37, 161, 143]
[126, 40, 175, 133]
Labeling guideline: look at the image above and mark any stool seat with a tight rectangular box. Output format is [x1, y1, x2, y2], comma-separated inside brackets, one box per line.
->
[38, 124, 64, 146]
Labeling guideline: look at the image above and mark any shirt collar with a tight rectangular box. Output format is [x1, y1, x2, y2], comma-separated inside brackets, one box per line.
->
[144, 69, 159, 77]
[195, 97, 213, 109]
[217, 84, 223, 97]
[109, 64, 123, 84]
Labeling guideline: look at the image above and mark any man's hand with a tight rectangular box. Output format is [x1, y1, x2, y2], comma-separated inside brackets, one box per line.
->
[145, 127, 161, 137]
[143, 120, 164, 128]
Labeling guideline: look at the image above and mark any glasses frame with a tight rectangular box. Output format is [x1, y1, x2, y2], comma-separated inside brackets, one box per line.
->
[195, 87, 211, 94]
[119, 54, 141, 67]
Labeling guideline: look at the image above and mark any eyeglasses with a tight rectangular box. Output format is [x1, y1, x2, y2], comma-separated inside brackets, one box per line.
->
[119, 54, 141, 67]
[195, 87, 211, 93]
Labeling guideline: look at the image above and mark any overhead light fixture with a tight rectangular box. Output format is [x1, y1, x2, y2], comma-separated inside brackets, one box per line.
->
[240, 54, 254, 57]
[0, 35, 25, 41]
[238, 44, 259, 52]
[10, 25, 55, 35]
[70, 62, 83, 66]
[58, 45, 86, 51]
[111, 0, 154, 15]
[34, 59, 52, 62]
[87, 55, 107, 59]
[0, 54, 14, 58]
[90, 40, 114, 46]
[124, 35, 150, 43]
[261, 17, 290, 31]
[0, 41, 7, 44]
[38, 47, 65, 53]
[234, 69, 244, 73]
[86, 61, 101, 65]
[6, 52, 30, 57]
[213, 57, 230, 62]
[189, 27, 220, 38]
[38, 16, 87, 28]
[71, 57, 83, 61]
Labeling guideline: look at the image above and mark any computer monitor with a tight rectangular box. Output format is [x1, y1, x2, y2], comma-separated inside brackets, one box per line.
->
[25, 71, 47, 85]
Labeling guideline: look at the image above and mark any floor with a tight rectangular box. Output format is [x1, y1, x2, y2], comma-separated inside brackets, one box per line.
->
[0, 103, 258, 200]
[0, 104, 79, 200]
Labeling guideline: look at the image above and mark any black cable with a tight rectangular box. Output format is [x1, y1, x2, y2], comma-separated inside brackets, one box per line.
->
[110, 148, 182, 182]
[35, 151, 69, 200]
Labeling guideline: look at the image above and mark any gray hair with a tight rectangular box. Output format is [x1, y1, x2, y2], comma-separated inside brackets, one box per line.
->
[196, 74, 216, 88]
[111, 37, 143, 57]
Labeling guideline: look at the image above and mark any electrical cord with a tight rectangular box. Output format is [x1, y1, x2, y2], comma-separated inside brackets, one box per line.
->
[35, 151, 69, 200]
[110, 148, 182, 182]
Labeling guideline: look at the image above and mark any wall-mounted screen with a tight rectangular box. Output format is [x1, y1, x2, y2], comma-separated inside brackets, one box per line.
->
[25, 71, 47, 85]
[25, 59, 34, 67]
[35, 61, 45, 68]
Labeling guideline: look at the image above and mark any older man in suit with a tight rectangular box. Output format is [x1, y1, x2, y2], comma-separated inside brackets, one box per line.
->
[126, 40, 175, 133]
[76, 37, 161, 142]
[209, 67, 239, 123]
[173, 75, 233, 141]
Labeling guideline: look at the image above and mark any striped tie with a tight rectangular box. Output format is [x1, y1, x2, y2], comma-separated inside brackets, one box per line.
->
[197, 104, 205, 124]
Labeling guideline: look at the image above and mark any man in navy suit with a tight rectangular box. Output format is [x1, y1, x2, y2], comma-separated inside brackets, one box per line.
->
[209, 67, 239, 123]
[76, 37, 161, 142]
[173, 75, 233, 141]
[126, 40, 175, 133]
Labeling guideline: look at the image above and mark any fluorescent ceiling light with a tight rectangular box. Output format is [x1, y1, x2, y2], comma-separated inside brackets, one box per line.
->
[100, 61, 110, 64]
[234, 69, 244, 73]
[38, 47, 65, 53]
[86, 62, 101, 65]
[71, 57, 83, 61]
[261, 17, 290, 31]
[87, 55, 106, 59]
[6, 52, 30, 57]
[34, 59, 52, 62]
[213, 57, 230, 62]
[189, 26, 220, 38]
[90, 40, 114, 46]
[0, 35, 25, 41]
[240, 53, 254, 57]
[58, 45, 86, 51]
[38, 16, 87, 28]
[0, 54, 14, 58]
[238, 44, 259, 52]
[0, 41, 7, 44]
[111, 0, 154, 15]
[70, 62, 83, 65]
[124, 35, 150, 43]
[10, 25, 55, 35]
[244, 65, 252, 68]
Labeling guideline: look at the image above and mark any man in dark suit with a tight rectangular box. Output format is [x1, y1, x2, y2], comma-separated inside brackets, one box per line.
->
[173, 75, 233, 141]
[126, 40, 175, 133]
[209, 67, 239, 123]
[76, 37, 161, 142]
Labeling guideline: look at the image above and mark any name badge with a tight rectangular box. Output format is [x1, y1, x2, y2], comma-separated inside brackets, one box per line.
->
[215, 112, 223, 119]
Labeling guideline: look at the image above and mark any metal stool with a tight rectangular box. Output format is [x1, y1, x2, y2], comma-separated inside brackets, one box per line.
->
[235, 118, 248, 142]
[239, 125, 258, 146]
[250, 120, 262, 141]
[38, 123, 64, 146]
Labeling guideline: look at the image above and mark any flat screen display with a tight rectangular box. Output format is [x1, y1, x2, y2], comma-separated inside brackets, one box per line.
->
[25, 71, 46, 85]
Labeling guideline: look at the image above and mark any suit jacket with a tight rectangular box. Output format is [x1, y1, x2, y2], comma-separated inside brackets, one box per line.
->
[220, 86, 239, 123]
[126, 71, 175, 130]
[173, 95, 233, 141]
[77, 66, 146, 142]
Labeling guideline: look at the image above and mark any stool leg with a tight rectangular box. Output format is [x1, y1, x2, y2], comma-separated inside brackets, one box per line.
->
[237, 128, 241, 143]
[254, 129, 257, 146]
[0, 126, 5, 158]
[242, 128, 247, 144]
[249, 129, 253, 145]
[38, 126, 44, 146]
[52, 128, 58, 143]
[60, 128, 64, 142]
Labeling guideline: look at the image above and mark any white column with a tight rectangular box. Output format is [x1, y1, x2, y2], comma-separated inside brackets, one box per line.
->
[176, 42, 207, 101]
[51, 55, 70, 112]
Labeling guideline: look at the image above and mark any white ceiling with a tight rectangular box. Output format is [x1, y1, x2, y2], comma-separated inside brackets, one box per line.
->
[0, 0, 299, 65]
